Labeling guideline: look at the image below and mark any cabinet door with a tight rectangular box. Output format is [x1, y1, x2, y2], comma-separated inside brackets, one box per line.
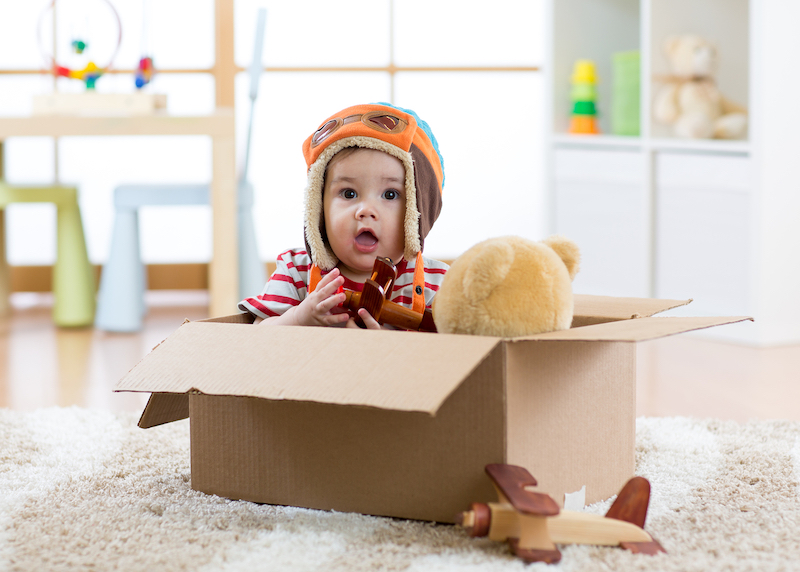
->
[554, 148, 649, 297]
[655, 153, 752, 316]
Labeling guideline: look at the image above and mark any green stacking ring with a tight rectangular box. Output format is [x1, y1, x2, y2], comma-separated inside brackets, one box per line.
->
[572, 101, 597, 115]
[571, 84, 597, 101]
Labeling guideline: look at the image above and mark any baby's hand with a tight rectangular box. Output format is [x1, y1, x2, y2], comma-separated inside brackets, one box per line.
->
[346, 308, 383, 330]
[292, 268, 349, 327]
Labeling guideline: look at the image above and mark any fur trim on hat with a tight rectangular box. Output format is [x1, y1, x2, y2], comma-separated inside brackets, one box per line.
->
[304, 136, 421, 271]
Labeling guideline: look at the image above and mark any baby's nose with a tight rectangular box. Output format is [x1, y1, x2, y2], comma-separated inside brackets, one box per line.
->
[356, 201, 378, 219]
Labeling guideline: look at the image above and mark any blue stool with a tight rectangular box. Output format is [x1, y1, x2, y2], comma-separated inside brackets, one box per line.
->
[95, 8, 268, 332]
[94, 182, 264, 332]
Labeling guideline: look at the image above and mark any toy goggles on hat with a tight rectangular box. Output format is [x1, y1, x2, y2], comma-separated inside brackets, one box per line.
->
[310, 110, 409, 148]
[302, 103, 444, 196]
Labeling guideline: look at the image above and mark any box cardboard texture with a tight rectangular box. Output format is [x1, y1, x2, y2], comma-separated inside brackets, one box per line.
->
[115, 295, 750, 523]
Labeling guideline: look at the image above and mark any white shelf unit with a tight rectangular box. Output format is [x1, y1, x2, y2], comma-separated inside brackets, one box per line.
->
[544, 0, 800, 346]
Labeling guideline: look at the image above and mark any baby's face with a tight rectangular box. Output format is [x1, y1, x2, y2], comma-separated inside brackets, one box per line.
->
[323, 148, 406, 282]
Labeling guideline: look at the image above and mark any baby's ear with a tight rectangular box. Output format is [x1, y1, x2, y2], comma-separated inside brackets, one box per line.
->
[542, 235, 581, 280]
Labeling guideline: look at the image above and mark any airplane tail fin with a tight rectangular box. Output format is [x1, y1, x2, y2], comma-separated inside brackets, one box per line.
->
[605, 476, 651, 529]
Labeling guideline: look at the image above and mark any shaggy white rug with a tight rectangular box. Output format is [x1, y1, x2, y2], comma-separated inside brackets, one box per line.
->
[1, 408, 799, 571]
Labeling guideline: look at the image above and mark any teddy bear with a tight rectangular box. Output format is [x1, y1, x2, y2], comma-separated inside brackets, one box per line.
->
[432, 235, 580, 338]
[653, 34, 747, 139]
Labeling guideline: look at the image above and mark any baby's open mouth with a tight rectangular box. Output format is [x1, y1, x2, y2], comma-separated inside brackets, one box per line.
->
[355, 230, 378, 247]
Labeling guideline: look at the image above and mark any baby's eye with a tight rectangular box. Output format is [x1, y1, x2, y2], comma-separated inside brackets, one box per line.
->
[383, 189, 400, 200]
[342, 189, 356, 199]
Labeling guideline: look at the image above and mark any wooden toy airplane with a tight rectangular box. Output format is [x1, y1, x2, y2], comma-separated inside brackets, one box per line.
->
[341, 257, 437, 332]
[456, 464, 665, 564]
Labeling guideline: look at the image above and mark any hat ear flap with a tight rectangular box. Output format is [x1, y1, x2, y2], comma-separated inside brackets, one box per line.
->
[408, 145, 442, 258]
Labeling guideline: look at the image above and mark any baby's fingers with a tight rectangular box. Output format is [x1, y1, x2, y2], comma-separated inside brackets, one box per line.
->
[322, 311, 350, 326]
[316, 268, 343, 291]
[316, 291, 346, 314]
[357, 308, 382, 330]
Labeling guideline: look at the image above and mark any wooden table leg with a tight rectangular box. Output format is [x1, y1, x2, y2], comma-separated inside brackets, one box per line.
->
[0, 142, 8, 317]
[209, 132, 239, 318]
[0, 208, 9, 318]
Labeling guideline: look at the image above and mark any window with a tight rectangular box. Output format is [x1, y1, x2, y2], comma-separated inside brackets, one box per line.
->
[0, 0, 544, 267]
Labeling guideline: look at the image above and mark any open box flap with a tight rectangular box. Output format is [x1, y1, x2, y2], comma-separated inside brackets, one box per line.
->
[572, 294, 692, 327]
[115, 321, 502, 416]
[514, 315, 753, 342]
[138, 392, 190, 428]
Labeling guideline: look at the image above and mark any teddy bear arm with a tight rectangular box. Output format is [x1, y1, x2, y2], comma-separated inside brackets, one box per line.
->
[713, 113, 747, 139]
[719, 95, 747, 115]
[675, 111, 715, 139]
[653, 82, 681, 124]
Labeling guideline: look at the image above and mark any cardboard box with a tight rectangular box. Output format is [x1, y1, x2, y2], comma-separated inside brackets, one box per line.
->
[115, 295, 749, 523]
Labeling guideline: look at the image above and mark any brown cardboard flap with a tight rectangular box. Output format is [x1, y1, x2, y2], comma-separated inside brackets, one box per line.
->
[517, 316, 753, 342]
[115, 322, 501, 415]
[199, 313, 255, 324]
[138, 392, 189, 428]
[572, 294, 692, 327]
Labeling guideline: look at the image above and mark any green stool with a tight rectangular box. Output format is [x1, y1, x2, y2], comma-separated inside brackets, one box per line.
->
[0, 182, 96, 327]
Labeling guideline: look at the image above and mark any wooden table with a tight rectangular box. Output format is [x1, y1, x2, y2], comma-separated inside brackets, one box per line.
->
[0, 110, 239, 318]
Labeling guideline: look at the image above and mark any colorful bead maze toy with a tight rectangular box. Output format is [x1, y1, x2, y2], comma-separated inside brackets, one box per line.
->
[37, 0, 122, 90]
[135, 57, 154, 89]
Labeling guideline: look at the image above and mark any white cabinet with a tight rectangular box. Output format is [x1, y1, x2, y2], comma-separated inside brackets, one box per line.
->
[554, 148, 649, 297]
[655, 153, 753, 317]
[545, 0, 800, 346]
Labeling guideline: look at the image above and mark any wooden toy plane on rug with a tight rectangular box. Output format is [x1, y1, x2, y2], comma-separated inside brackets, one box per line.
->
[456, 464, 665, 564]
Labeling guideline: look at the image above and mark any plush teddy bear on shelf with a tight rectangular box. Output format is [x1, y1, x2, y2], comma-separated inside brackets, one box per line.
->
[432, 235, 580, 338]
[653, 34, 747, 139]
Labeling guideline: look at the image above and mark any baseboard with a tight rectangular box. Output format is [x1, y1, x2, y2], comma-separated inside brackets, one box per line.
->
[9, 262, 279, 293]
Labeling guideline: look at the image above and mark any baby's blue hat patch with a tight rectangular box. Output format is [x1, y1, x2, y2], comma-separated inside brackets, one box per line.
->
[375, 102, 445, 189]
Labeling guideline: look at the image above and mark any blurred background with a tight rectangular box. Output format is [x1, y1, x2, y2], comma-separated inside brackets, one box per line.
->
[1, 0, 798, 420]
[0, 0, 545, 270]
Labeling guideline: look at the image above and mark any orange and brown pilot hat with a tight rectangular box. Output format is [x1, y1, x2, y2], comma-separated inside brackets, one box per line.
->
[301, 102, 445, 270]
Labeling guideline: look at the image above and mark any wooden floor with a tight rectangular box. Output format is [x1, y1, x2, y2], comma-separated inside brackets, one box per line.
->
[1, 291, 798, 422]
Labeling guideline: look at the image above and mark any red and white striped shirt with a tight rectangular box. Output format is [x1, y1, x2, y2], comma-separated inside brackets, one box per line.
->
[238, 249, 449, 320]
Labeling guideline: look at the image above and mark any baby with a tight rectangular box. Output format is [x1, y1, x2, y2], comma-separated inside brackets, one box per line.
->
[239, 103, 449, 329]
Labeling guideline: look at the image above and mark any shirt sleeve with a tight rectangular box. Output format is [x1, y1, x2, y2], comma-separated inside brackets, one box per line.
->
[237, 249, 310, 319]
[421, 257, 449, 308]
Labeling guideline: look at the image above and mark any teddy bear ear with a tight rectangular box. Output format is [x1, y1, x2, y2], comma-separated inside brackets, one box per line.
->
[542, 235, 581, 281]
